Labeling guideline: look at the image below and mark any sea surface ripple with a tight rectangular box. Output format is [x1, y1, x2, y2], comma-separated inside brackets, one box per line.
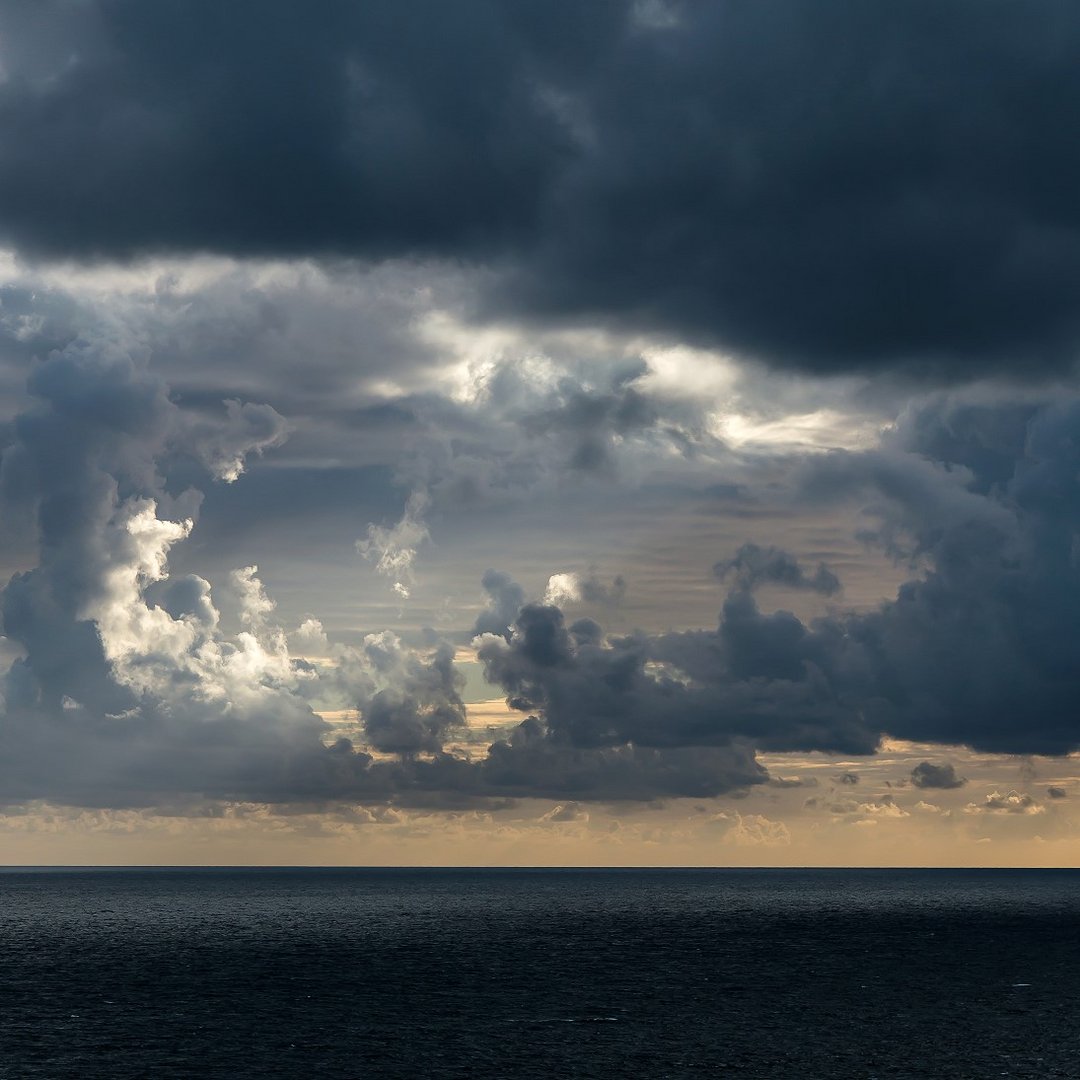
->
[1, 867, 1079, 1078]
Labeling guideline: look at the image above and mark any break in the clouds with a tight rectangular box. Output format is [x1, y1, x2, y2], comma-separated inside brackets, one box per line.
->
[5, 2, 1080, 375]
[0, 2, 1080, 859]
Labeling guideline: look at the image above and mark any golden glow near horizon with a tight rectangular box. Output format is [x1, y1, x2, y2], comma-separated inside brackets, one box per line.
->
[4, 721, 1076, 868]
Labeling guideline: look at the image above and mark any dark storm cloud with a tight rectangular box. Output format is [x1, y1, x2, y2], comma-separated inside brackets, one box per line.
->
[477, 598, 879, 758]
[802, 396, 1080, 754]
[910, 761, 966, 790]
[784, 396, 1080, 755]
[4, 1, 1080, 375]
[474, 390, 1080, 761]
[0, 0, 614, 258]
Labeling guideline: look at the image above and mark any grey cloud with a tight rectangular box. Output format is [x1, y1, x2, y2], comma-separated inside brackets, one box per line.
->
[360, 639, 466, 755]
[0, 335, 770, 808]
[478, 596, 878, 759]
[0, 258, 767, 654]
[478, 719, 767, 802]
[1017, 757, 1039, 782]
[0, 259, 742, 571]
[186, 399, 290, 483]
[579, 572, 627, 607]
[836, 399, 1080, 752]
[911, 761, 966, 790]
[0, 260, 456, 458]
[0, 340, 332, 805]
[886, 397, 1042, 495]
[970, 791, 1044, 814]
[466, 358, 722, 496]
[1047, 786, 1068, 799]
[519, 372, 664, 474]
[715, 543, 840, 596]
[835, 773, 859, 786]
[0, 339, 345, 805]
[4, 3, 1080, 376]
[10, 301, 1080, 810]
[473, 569, 527, 639]
[473, 390, 1080, 763]
[502, 0, 1080, 378]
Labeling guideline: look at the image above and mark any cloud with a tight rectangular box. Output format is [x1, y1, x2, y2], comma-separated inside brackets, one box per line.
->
[811, 794, 909, 821]
[14, 4, 1080, 836]
[357, 490, 431, 599]
[543, 573, 582, 607]
[543, 570, 627, 608]
[858, 796, 908, 820]
[478, 726, 765, 802]
[723, 812, 791, 848]
[0, 332, 779, 809]
[358, 634, 465, 755]
[910, 761, 966, 790]
[518, 370, 668, 474]
[967, 791, 1045, 815]
[539, 801, 589, 825]
[473, 569, 527, 639]
[188, 399, 290, 483]
[4, 2, 1080, 376]
[715, 543, 841, 597]
[0, 335, 470, 807]
[476, 594, 878, 761]
[8, 292, 1080, 813]
[466, 389, 1080, 768]
[780, 394, 1080, 755]
[769, 775, 816, 789]
[1047, 786, 1068, 799]
[0, 1, 603, 261]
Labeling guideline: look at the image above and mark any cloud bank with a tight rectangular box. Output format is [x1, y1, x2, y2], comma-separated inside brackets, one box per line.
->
[4, 2, 1080, 375]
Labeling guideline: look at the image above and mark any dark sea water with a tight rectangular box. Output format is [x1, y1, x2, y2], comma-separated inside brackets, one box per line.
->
[2, 868, 1080, 1079]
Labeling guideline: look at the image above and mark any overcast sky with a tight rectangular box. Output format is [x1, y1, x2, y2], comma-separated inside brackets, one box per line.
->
[2, 0, 1080, 865]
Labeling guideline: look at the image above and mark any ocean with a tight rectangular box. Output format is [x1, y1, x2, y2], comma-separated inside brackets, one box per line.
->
[1, 868, 1078, 1078]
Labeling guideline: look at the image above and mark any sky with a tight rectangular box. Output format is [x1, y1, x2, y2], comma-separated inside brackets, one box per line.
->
[2, 0, 1080, 865]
